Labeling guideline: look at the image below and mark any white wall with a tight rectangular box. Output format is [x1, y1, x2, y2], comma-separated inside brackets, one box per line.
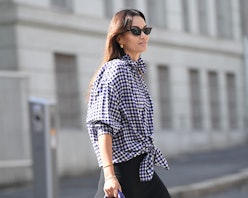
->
[0, 71, 32, 185]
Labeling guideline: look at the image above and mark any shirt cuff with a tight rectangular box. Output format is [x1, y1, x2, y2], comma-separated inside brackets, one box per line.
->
[95, 122, 113, 137]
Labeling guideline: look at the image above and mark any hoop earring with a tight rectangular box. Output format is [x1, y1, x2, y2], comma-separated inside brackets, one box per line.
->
[120, 44, 124, 48]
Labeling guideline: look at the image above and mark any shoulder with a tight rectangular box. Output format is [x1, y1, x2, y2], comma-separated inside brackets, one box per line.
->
[101, 59, 130, 84]
[104, 59, 128, 74]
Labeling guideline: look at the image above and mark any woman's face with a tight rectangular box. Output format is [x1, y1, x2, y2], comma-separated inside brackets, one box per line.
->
[118, 16, 150, 61]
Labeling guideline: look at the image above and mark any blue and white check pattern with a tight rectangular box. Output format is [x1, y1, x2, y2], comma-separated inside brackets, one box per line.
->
[86, 54, 169, 181]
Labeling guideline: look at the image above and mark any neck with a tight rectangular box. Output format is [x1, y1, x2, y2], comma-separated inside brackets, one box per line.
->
[127, 53, 140, 61]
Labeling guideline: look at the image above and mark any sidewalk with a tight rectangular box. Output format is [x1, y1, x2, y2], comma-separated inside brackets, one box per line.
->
[0, 144, 248, 198]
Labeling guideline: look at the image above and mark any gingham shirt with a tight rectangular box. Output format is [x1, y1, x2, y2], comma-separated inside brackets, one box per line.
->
[86, 54, 169, 181]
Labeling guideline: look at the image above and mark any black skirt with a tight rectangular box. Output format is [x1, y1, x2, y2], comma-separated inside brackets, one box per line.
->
[95, 154, 171, 198]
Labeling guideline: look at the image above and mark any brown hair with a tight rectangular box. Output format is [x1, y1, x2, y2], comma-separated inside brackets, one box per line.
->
[86, 9, 146, 101]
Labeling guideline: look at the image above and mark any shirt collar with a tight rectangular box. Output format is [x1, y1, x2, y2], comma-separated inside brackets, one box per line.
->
[121, 54, 146, 74]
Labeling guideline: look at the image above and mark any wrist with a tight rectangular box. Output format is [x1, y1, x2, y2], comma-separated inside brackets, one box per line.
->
[102, 163, 115, 178]
[102, 163, 113, 169]
[104, 175, 116, 182]
[104, 169, 115, 179]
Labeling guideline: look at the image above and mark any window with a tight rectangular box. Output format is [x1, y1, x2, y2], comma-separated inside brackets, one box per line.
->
[197, 0, 209, 35]
[189, 69, 203, 130]
[158, 66, 172, 129]
[181, 0, 190, 32]
[215, 0, 233, 39]
[54, 53, 82, 130]
[208, 71, 221, 130]
[146, 0, 167, 28]
[240, 0, 248, 36]
[51, 0, 73, 11]
[226, 73, 238, 129]
[104, 0, 114, 18]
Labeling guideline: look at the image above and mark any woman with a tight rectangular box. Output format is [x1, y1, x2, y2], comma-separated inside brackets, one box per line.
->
[86, 9, 171, 198]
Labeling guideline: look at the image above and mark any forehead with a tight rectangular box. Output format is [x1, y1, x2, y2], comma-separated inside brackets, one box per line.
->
[131, 16, 146, 27]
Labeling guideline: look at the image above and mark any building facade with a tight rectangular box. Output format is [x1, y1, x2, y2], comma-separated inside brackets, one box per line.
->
[0, 0, 248, 183]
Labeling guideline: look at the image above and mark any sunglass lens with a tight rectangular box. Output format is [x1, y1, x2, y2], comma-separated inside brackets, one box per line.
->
[130, 27, 141, 35]
[129, 27, 152, 35]
[144, 27, 152, 35]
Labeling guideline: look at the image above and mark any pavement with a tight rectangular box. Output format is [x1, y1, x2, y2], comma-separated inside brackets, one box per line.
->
[0, 144, 248, 198]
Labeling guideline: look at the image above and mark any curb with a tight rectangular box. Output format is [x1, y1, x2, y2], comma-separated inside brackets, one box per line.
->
[168, 169, 248, 198]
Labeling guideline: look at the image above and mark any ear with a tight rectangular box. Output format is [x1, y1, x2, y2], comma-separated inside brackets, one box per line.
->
[117, 35, 124, 45]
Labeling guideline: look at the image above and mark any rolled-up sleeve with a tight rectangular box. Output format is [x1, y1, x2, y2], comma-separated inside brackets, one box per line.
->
[87, 77, 122, 137]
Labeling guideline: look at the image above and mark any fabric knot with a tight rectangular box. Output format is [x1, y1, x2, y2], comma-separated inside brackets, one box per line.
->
[139, 147, 169, 181]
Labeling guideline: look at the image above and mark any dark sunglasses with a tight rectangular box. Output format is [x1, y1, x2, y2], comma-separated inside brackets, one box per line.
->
[127, 26, 152, 36]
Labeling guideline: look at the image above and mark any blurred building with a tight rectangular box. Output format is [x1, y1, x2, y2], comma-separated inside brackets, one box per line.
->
[0, 0, 248, 185]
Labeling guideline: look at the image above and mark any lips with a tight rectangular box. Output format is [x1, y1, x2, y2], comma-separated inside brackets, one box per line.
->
[139, 42, 147, 46]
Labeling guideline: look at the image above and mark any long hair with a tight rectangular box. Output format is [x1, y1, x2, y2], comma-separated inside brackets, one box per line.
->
[86, 9, 146, 101]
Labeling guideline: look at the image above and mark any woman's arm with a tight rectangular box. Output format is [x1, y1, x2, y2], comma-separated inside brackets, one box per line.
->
[98, 134, 115, 178]
[98, 134, 122, 197]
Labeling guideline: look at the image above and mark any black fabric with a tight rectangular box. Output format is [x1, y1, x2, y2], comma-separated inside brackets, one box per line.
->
[95, 154, 171, 198]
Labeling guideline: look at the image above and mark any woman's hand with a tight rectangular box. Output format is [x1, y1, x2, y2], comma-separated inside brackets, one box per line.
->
[104, 176, 122, 198]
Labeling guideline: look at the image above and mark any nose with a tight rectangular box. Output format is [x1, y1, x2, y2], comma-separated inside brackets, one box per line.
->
[140, 31, 146, 38]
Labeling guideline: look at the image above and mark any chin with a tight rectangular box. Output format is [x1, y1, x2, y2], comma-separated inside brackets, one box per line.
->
[140, 48, 147, 52]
